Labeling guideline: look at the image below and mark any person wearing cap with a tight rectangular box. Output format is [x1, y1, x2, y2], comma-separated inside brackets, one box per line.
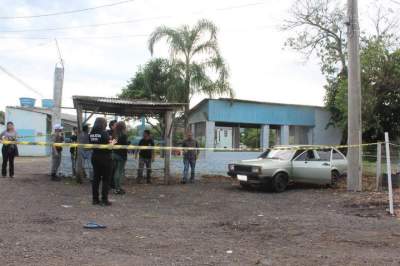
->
[51, 124, 64, 181]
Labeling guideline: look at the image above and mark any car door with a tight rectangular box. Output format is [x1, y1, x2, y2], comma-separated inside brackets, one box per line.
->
[331, 148, 347, 175]
[292, 149, 331, 184]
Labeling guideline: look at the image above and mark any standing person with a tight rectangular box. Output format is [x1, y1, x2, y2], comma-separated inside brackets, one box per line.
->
[181, 131, 200, 184]
[89, 117, 115, 206]
[70, 127, 78, 177]
[112, 121, 129, 195]
[1, 122, 18, 178]
[77, 124, 92, 182]
[136, 130, 154, 184]
[51, 124, 64, 181]
[108, 120, 117, 190]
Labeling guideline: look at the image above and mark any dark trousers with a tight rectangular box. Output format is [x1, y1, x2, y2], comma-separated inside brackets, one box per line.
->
[137, 158, 152, 182]
[91, 155, 111, 202]
[2, 146, 15, 177]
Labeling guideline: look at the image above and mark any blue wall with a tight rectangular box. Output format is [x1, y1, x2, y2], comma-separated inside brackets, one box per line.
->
[206, 99, 316, 126]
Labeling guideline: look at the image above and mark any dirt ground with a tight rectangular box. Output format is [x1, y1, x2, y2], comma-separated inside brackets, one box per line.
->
[1, 157, 400, 266]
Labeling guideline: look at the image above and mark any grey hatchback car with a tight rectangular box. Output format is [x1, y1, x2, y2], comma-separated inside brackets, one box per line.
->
[227, 146, 347, 192]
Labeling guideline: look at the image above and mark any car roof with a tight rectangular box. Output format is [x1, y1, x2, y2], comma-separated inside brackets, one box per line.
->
[272, 145, 335, 150]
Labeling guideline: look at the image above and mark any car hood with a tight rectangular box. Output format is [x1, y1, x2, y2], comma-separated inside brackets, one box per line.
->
[234, 158, 288, 168]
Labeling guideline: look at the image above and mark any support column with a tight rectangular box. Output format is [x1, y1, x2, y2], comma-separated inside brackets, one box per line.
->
[280, 125, 289, 145]
[232, 126, 240, 149]
[260, 125, 270, 151]
[307, 128, 313, 144]
[205, 121, 215, 157]
[164, 111, 173, 184]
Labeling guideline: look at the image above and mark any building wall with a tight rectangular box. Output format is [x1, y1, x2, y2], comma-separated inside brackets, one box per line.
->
[312, 108, 343, 145]
[6, 107, 49, 156]
[208, 99, 315, 126]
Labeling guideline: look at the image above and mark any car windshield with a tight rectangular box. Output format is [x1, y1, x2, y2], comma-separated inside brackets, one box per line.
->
[259, 149, 295, 160]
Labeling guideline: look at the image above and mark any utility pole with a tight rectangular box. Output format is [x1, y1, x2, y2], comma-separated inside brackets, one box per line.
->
[347, 0, 362, 191]
[52, 39, 64, 130]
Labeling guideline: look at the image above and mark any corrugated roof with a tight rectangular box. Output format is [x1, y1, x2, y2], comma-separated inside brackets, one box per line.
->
[73, 96, 185, 107]
[73, 95, 185, 116]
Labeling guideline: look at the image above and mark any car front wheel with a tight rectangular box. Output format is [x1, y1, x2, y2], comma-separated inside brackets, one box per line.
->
[272, 172, 288, 193]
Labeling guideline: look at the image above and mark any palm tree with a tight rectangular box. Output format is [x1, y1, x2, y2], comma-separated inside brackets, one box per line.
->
[148, 19, 233, 128]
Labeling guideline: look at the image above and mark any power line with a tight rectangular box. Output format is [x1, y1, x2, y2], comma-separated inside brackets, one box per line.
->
[0, 64, 44, 97]
[0, 0, 136, 19]
[0, 15, 172, 33]
[0, 1, 267, 33]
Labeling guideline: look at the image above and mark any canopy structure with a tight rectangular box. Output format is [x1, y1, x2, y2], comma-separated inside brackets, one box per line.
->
[73, 95, 185, 184]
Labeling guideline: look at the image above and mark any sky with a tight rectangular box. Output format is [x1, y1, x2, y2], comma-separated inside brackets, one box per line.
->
[0, 0, 398, 114]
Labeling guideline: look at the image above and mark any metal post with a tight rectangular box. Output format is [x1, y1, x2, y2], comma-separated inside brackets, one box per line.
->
[347, 0, 362, 191]
[164, 111, 172, 184]
[376, 143, 382, 191]
[384, 133, 394, 215]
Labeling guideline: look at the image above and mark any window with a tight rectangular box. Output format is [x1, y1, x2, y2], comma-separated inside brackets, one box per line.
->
[332, 149, 345, 160]
[295, 150, 315, 161]
[316, 149, 331, 161]
[224, 130, 228, 137]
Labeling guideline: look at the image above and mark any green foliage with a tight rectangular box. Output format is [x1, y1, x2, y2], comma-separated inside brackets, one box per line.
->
[283, 0, 400, 142]
[241, 128, 260, 149]
[326, 40, 400, 141]
[148, 19, 234, 127]
[119, 58, 185, 103]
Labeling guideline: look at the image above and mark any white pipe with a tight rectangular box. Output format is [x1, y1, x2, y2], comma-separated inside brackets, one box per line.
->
[384, 132, 394, 215]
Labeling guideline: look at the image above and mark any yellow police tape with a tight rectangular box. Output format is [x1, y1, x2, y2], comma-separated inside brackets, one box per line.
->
[0, 140, 384, 152]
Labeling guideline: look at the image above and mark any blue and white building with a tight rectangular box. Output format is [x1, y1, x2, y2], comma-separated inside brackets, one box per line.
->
[188, 98, 342, 152]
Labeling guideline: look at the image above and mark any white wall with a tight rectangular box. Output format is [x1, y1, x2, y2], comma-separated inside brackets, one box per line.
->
[6, 107, 49, 156]
[312, 109, 342, 145]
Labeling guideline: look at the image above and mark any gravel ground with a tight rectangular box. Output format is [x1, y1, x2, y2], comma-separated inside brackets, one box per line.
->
[0, 157, 400, 266]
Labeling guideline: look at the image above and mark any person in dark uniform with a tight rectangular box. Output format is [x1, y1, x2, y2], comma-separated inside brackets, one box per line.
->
[136, 130, 154, 184]
[1, 121, 18, 178]
[89, 117, 116, 206]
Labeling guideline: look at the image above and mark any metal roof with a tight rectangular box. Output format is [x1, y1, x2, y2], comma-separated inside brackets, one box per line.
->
[73, 96, 185, 116]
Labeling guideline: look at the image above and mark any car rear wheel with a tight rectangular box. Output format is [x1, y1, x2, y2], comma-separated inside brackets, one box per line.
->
[272, 172, 288, 193]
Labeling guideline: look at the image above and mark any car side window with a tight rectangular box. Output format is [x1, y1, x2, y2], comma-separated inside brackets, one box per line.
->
[332, 149, 345, 160]
[316, 149, 331, 161]
[295, 150, 315, 161]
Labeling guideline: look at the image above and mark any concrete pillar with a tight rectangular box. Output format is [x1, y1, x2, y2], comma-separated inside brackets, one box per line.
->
[232, 126, 240, 149]
[260, 125, 270, 150]
[280, 125, 290, 145]
[52, 66, 64, 130]
[190, 123, 195, 135]
[205, 121, 215, 157]
[307, 127, 313, 144]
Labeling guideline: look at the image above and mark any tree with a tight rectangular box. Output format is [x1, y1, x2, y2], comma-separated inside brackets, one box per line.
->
[282, 0, 400, 142]
[148, 19, 233, 128]
[119, 58, 185, 103]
